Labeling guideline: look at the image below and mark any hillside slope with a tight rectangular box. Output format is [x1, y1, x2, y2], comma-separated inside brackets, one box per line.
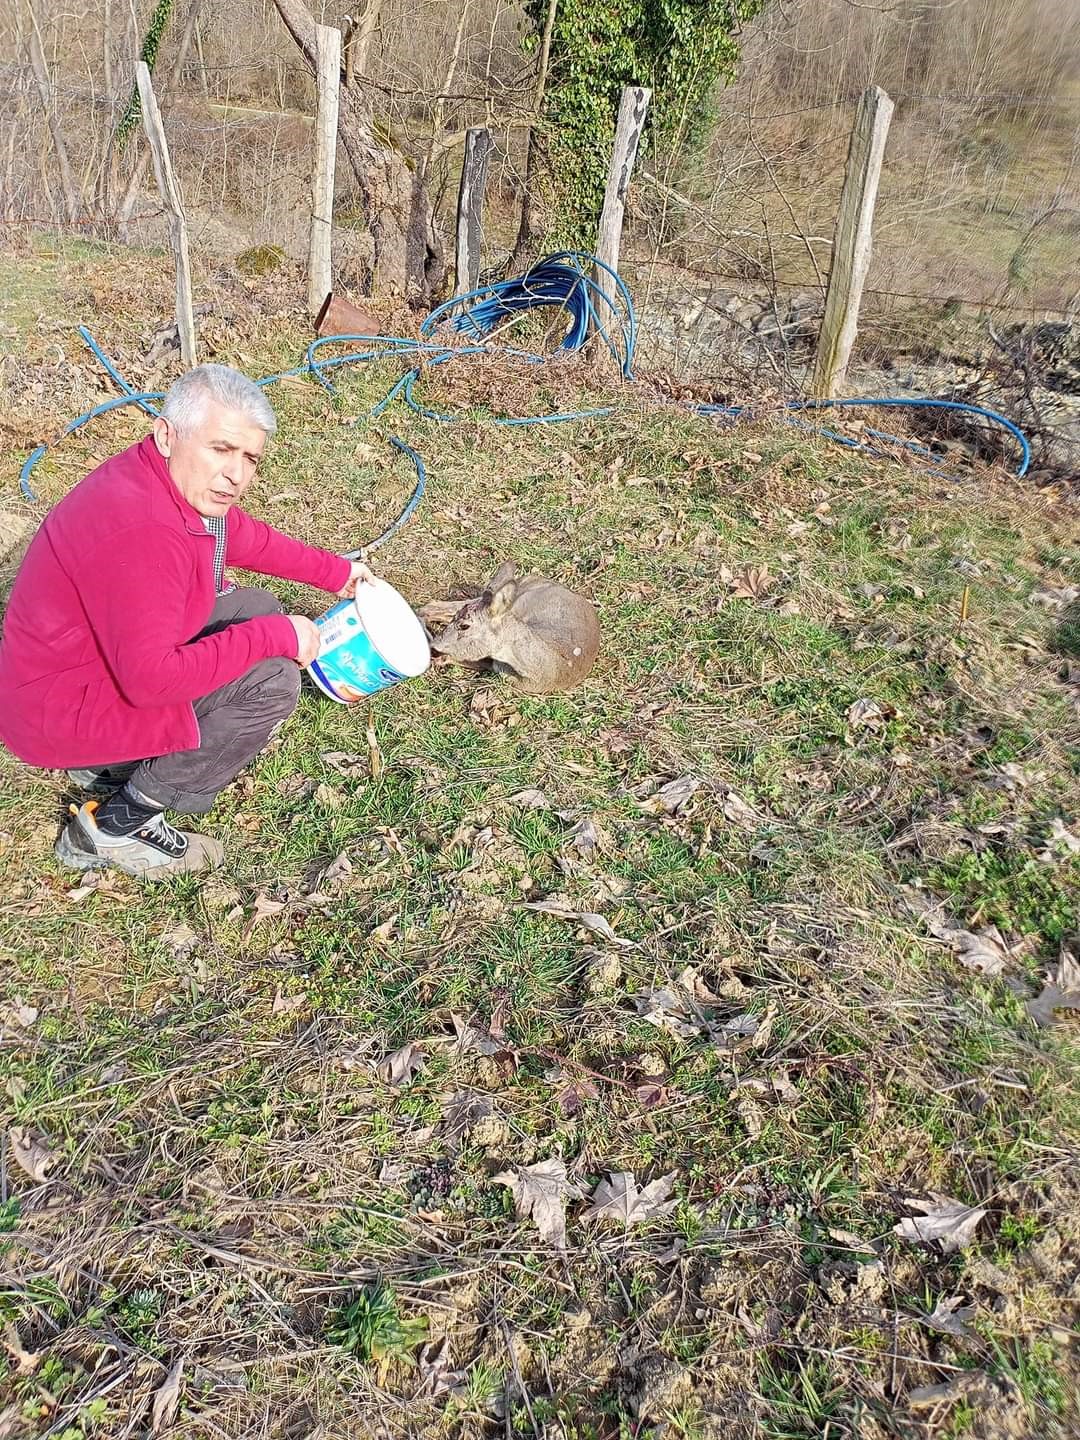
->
[1, 241, 1078, 1440]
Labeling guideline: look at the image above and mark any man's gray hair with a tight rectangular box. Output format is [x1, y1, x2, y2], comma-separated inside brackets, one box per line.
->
[161, 363, 277, 437]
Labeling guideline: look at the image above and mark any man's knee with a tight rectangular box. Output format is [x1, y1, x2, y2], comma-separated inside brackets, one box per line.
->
[235, 586, 284, 619]
[252, 655, 302, 720]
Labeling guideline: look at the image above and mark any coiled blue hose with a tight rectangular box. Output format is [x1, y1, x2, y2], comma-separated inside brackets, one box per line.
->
[18, 253, 1031, 538]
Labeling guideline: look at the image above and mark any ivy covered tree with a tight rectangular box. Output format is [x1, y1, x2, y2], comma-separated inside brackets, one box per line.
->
[525, 0, 765, 249]
[115, 0, 176, 151]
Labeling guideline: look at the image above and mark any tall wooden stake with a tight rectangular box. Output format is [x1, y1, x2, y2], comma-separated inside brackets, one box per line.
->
[455, 127, 493, 294]
[595, 86, 650, 288]
[135, 61, 197, 365]
[308, 23, 342, 316]
[811, 86, 893, 397]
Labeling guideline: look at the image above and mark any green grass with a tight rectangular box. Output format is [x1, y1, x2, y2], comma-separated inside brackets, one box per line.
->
[926, 847, 1079, 952]
[0, 248, 1077, 1439]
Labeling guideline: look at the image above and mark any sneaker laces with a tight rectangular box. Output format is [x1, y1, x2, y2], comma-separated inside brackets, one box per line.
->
[136, 812, 189, 858]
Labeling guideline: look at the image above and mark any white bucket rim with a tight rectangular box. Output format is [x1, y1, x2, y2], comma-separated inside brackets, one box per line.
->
[353, 578, 431, 678]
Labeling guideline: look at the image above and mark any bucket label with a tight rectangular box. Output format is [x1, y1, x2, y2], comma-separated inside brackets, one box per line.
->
[308, 598, 408, 704]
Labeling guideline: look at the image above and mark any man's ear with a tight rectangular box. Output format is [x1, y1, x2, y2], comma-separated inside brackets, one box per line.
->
[152, 416, 173, 459]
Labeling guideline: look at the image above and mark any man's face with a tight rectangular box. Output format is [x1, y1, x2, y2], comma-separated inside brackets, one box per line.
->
[153, 400, 267, 518]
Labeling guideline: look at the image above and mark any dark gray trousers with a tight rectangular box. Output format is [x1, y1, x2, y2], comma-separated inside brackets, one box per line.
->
[129, 587, 301, 815]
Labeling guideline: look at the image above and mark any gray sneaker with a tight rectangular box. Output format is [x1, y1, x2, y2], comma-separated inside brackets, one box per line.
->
[55, 802, 225, 880]
[65, 765, 137, 796]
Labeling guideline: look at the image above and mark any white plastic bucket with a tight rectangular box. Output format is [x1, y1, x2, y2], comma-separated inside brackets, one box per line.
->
[307, 578, 430, 704]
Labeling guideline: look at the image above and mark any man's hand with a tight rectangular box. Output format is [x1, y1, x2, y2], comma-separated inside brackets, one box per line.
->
[288, 615, 321, 666]
[336, 558, 377, 598]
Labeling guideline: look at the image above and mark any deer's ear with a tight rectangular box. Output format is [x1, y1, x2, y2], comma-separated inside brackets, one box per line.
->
[486, 561, 518, 593]
[486, 574, 518, 617]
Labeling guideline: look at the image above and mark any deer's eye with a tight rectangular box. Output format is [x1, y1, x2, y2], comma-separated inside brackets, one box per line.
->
[457, 621, 471, 632]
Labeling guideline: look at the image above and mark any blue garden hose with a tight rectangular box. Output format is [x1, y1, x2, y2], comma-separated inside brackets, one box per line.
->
[694, 395, 1031, 477]
[18, 253, 1032, 534]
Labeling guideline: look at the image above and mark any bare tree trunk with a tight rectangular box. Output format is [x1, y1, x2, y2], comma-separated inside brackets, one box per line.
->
[2, 86, 26, 221]
[422, 0, 470, 181]
[343, 14, 357, 88]
[103, 0, 114, 95]
[351, 0, 382, 80]
[194, 18, 209, 98]
[271, 0, 443, 303]
[512, 0, 558, 268]
[115, 0, 206, 233]
[27, 8, 81, 223]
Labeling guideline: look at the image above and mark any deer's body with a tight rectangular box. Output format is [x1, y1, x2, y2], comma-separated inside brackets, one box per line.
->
[431, 563, 600, 695]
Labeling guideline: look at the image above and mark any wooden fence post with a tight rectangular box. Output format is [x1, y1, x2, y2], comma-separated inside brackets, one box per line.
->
[595, 86, 651, 292]
[135, 61, 197, 366]
[308, 23, 342, 317]
[455, 127, 493, 294]
[810, 86, 893, 397]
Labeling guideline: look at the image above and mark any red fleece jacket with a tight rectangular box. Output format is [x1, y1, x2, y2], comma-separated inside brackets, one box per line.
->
[0, 435, 351, 768]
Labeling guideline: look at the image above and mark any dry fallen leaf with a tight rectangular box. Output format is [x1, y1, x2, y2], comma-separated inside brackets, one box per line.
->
[930, 921, 1011, 976]
[1039, 817, 1080, 862]
[441, 1089, 495, 1147]
[451, 1012, 504, 1057]
[249, 893, 288, 929]
[508, 787, 550, 810]
[494, 1157, 583, 1248]
[1029, 583, 1079, 611]
[1026, 942, 1080, 1028]
[1, 997, 38, 1029]
[894, 1193, 987, 1254]
[159, 924, 199, 960]
[322, 851, 353, 884]
[584, 1170, 678, 1227]
[677, 966, 724, 1004]
[736, 1091, 765, 1139]
[564, 817, 600, 858]
[524, 898, 630, 947]
[378, 1158, 410, 1187]
[634, 979, 764, 1053]
[320, 750, 367, 777]
[417, 1337, 467, 1399]
[151, 1356, 185, 1434]
[1, 1322, 40, 1375]
[9, 1127, 57, 1184]
[634, 1079, 668, 1108]
[272, 987, 307, 1015]
[369, 912, 400, 947]
[720, 787, 760, 828]
[469, 688, 520, 729]
[846, 697, 893, 730]
[66, 880, 100, 904]
[635, 986, 704, 1039]
[923, 1294, 977, 1339]
[770, 1070, 801, 1106]
[712, 1011, 762, 1051]
[314, 782, 345, 810]
[557, 1078, 599, 1115]
[906, 1371, 993, 1409]
[376, 1042, 426, 1086]
[730, 564, 774, 601]
[637, 775, 703, 815]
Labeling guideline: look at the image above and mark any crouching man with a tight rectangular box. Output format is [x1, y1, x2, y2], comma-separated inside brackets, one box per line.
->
[0, 363, 371, 880]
